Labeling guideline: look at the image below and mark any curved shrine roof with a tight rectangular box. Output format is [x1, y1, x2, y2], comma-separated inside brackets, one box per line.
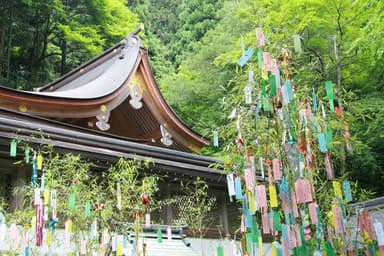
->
[0, 33, 209, 153]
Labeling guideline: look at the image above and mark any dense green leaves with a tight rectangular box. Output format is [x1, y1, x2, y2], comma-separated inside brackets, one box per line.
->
[0, 0, 139, 90]
[159, 0, 384, 195]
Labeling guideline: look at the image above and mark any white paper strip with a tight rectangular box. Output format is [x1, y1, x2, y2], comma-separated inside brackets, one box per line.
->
[374, 222, 384, 246]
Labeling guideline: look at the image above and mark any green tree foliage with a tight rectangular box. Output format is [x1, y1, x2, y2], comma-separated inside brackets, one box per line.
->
[162, 0, 384, 196]
[1, 0, 383, 196]
[9, 145, 159, 254]
[160, 1, 249, 137]
[128, 0, 224, 79]
[0, 0, 139, 90]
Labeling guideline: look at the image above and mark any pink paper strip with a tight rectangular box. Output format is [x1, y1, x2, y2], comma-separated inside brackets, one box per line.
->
[272, 159, 281, 181]
[263, 52, 272, 71]
[256, 185, 268, 209]
[244, 168, 255, 191]
[34, 188, 40, 206]
[308, 202, 318, 224]
[9, 223, 17, 240]
[167, 226, 172, 240]
[295, 179, 313, 203]
[282, 193, 291, 214]
[255, 27, 265, 47]
[145, 214, 151, 228]
[282, 239, 290, 256]
[241, 215, 246, 233]
[291, 192, 299, 218]
[359, 210, 375, 239]
[324, 153, 334, 179]
[262, 211, 270, 234]
[35, 202, 44, 246]
[80, 240, 87, 255]
[332, 206, 343, 234]
[289, 226, 297, 249]
[379, 246, 384, 256]
[111, 236, 116, 251]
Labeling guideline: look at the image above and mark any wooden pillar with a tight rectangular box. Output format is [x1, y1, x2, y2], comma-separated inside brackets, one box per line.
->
[165, 183, 173, 225]
[219, 191, 229, 233]
[10, 166, 25, 211]
[160, 182, 173, 225]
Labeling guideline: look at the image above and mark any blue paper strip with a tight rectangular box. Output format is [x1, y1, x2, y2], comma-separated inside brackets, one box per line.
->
[342, 181, 353, 202]
[235, 177, 243, 199]
[32, 159, 38, 187]
[238, 48, 255, 67]
[317, 133, 327, 153]
[213, 130, 219, 147]
[282, 224, 289, 240]
[312, 89, 318, 113]
[246, 211, 254, 228]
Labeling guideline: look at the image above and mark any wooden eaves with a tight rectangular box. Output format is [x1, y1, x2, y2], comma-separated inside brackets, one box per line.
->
[0, 108, 224, 183]
[0, 32, 209, 153]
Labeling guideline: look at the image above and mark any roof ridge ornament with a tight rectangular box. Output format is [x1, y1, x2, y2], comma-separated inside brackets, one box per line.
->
[129, 85, 143, 109]
[120, 23, 144, 48]
[160, 124, 173, 147]
[96, 106, 111, 131]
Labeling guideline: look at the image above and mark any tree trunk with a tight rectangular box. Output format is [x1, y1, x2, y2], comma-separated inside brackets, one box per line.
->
[60, 37, 67, 76]
[333, 35, 346, 175]
[0, 26, 4, 78]
[6, 10, 12, 80]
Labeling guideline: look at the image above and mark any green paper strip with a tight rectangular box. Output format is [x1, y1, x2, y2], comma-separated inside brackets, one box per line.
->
[24, 147, 30, 164]
[157, 228, 163, 243]
[368, 243, 378, 256]
[10, 140, 17, 157]
[325, 80, 334, 99]
[293, 34, 302, 53]
[325, 241, 335, 256]
[329, 100, 335, 112]
[263, 97, 271, 112]
[246, 232, 253, 254]
[251, 215, 258, 236]
[273, 211, 282, 231]
[217, 246, 223, 256]
[257, 49, 263, 69]
[85, 201, 91, 217]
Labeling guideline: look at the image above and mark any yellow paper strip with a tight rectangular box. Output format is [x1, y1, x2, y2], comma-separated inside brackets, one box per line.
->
[248, 191, 257, 213]
[258, 236, 263, 255]
[332, 181, 343, 198]
[37, 154, 43, 170]
[44, 189, 50, 206]
[269, 185, 278, 208]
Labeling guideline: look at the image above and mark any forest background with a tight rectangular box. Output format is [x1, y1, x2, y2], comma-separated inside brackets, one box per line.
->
[0, 0, 383, 197]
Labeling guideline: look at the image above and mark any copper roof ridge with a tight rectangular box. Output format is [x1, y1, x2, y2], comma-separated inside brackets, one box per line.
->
[138, 48, 210, 148]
